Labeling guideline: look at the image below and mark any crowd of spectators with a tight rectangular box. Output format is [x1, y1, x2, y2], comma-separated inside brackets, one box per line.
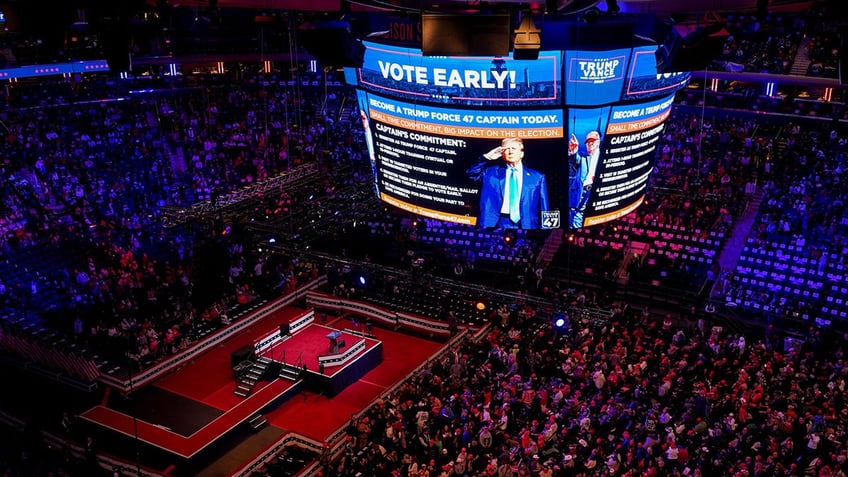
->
[0, 4, 846, 473]
[724, 117, 848, 324]
[801, 2, 844, 79]
[676, 84, 848, 122]
[542, 107, 760, 302]
[280, 92, 848, 477]
[715, 12, 803, 75]
[753, 121, 845, 254]
[710, 1, 845, 78]
[646, 109, 757, 226]
[322, 291, 848, 477]
[260, 83, 848, 477]
[0, 4, 291, 69]
[0, 70, 367, 376]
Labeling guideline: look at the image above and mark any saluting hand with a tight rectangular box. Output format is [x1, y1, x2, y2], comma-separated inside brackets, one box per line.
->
[484, 146, 506, 161]
[568, 134, 579, 155]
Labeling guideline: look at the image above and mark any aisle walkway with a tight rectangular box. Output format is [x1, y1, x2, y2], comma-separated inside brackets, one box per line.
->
[718, 187, 764, 271]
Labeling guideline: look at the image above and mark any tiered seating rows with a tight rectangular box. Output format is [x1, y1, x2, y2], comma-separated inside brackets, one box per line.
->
[416, 226, 532, 264]
[730, 237, 848, 324]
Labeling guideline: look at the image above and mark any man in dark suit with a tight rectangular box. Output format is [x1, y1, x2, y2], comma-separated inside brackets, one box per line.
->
[568, 130, 601, 228]
[466, 137, 549, 229]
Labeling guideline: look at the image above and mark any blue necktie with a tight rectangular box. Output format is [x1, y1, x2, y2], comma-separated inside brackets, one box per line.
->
[508, 166, 520, 223]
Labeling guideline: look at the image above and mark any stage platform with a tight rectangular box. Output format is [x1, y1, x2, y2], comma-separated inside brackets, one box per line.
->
[80, 378, 298, 460]
[261, 323, 383, 397]
[79, 317, 382, 467]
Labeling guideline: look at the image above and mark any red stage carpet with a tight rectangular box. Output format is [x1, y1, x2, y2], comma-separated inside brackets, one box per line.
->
[264, 315, 444, 440]
[81, 378, 294, 459]
[79, 307, 448, 475]
[261, 322, 380, 375]
[154, 307, 309, 409]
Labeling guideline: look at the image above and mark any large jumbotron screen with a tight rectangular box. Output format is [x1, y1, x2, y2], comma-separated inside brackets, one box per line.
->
[346, 40, 689, 229]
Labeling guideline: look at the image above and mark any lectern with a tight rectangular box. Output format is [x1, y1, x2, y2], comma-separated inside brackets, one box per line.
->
[326, 330, 342, 353]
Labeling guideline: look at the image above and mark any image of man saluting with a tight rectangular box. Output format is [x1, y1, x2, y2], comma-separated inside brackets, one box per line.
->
[466, 137, 549, 229]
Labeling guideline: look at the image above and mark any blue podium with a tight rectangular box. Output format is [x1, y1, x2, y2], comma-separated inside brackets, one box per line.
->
[326, 330, 342, 353]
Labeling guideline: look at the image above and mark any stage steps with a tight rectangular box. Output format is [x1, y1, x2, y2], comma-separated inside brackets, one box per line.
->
[234, 356, 273, 397]
[278, 363, 303, 382]
[247, 413, 268, 431]
[234, 382, 253, 397]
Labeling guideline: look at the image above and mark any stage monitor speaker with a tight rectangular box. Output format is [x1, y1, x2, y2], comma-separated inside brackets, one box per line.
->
[422, 13, 510, 57]
[280, 323, 290, 336]
[231, 345, 255, 367]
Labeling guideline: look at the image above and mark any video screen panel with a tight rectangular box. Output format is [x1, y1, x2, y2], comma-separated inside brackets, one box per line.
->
[564, 48, 631, 106]
[356, 40, 562, 107]
[624, 45, 691, 99]
[356, 89, 380, 197]
[348, 41, 691, 230]
[568, 93, 675, 228]
[362, 91, 567, 229]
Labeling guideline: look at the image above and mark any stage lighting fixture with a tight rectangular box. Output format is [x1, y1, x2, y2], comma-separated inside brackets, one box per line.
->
[358, 275, 367, 286]
[513, 12, 541, 60]
[475, 301, 487, 311]
[552, 312, 570, 333]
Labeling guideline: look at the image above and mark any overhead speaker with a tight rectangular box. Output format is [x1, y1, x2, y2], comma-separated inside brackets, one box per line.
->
[656, 22, 727, 73]
[103, 28, 132, 73]
[298, 20, 365, 68]
[422, 13, 510, 57]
